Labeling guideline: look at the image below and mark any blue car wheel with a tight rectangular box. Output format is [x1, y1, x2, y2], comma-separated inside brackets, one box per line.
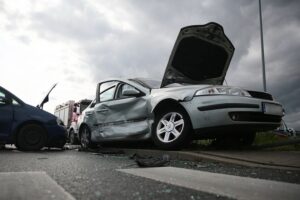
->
[17, 124, 47, 151]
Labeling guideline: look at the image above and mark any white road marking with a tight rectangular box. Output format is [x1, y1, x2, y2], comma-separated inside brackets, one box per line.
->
[118, 167, 300, 200]
[0, 171, 75, 200]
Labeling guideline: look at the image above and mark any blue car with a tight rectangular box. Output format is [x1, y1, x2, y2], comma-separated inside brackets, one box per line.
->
[0, 85, 66, 151]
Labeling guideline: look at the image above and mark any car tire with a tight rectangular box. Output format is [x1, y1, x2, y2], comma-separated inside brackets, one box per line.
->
[152, 107, 192, 150]
[69, 129, 78, 145]
[80, 125, 97, 149]
[17, 124, 47, 151]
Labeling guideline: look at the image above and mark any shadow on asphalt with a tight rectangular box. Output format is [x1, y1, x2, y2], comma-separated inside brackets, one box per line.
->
[0, 145, 65, 153]
[3, 138, 299, 153]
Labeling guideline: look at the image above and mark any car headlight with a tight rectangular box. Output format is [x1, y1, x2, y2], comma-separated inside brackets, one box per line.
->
[56, 118, 65, 126]
[195, 86, 251, 97]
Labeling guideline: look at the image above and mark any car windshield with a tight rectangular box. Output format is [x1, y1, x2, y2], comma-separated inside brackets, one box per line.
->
[130, 78, 161, 89]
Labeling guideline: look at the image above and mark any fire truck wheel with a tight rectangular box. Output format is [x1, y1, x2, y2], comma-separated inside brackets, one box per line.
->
[69, 129, 78, 145]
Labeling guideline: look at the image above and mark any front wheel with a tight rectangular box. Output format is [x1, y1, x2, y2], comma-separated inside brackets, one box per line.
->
[17, 124, 47, 151]
[152, 107, 192, 150]
[79, 126, 97, 149]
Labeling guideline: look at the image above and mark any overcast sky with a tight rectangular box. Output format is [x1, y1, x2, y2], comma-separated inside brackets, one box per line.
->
[0, 0, 299, 129]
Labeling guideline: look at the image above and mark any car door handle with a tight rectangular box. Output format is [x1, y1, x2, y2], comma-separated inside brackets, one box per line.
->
[96, 109, 109, 113]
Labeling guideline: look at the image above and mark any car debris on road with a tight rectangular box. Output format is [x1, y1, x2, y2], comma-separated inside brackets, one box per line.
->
[130, 153, 171, 168]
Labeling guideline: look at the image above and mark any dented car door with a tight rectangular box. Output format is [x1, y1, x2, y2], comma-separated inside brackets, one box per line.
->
[93, 81, 150, 140]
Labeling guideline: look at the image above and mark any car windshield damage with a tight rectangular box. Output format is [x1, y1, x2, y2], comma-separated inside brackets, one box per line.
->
[130, 78, 161, 89]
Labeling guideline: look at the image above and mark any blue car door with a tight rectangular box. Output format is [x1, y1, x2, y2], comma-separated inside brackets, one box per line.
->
[0, 89, 13, 141]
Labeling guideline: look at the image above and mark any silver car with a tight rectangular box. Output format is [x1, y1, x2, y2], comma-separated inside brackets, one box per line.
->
[78, 22, 284, 149]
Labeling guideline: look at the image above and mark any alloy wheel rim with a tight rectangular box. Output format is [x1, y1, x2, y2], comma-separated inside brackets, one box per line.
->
[156, 112, 184, 143]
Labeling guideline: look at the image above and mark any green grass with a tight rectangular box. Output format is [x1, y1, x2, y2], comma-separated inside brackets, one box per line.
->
[188, 131, 300, 151]
[254, 131, 282, 145]
[254, 131, 300, 151]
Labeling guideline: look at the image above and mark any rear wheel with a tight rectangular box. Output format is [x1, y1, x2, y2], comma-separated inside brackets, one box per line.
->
[80, 126, 97, 149]
[17, 124, 47, 151]
[69, 129, 78, 145]
[152, 107, 192, 150]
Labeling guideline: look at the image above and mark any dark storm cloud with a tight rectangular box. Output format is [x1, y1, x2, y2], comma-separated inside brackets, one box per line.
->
[29, 0, 112, 42]
[2, 0, 299, 128]
[84, 0, 260, 81]
[259, 0, 300, 128]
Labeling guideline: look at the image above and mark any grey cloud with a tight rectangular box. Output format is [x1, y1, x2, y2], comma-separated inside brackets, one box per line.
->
[83, 1, 260, 80]
[29, 0, 113, 42]
[260, 0, 300, 128]
[17, 35, 31, 44]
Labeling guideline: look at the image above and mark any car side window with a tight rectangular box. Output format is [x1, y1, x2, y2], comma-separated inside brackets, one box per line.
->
[116, 84, 140, 99]
[0, 91, 6, 105]
[0, 89, 21, 105]
[12, 98, 20, 105]
[99, 81, 119, 102]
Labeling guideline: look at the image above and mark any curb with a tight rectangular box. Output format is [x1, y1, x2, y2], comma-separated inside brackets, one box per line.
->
[114, 148, 300, 171]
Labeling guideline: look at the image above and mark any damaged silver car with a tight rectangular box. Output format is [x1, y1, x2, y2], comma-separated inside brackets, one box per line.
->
[78, 22, 284, 149]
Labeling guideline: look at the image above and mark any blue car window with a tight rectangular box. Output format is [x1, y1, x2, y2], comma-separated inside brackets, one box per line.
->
[12, 99, 20, 105]
[0, 91, 6, 105]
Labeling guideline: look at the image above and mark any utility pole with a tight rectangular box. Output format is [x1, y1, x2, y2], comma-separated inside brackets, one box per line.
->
[259, 0, 267, 92]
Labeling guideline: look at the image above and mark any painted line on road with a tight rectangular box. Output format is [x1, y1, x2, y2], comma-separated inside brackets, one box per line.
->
[118, 167, 300, 200]
[0, 171, 75, 200]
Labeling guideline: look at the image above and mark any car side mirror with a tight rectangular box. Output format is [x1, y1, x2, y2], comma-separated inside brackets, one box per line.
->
[0, 96, 9, 105]
[122, 89, 142, 97]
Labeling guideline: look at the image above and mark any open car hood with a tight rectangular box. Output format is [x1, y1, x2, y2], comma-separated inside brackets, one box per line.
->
[37, 83, 57, 109]
[161, 22, 235, 87]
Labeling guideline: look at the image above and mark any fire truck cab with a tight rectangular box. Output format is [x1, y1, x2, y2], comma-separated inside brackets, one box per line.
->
[54, 99, 92, 144]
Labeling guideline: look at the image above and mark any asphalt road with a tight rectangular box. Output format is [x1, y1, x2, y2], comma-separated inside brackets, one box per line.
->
[0, 148, 300, 200]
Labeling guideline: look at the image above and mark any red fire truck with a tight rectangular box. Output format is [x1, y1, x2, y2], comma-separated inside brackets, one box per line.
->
[54, 99, 92, 144]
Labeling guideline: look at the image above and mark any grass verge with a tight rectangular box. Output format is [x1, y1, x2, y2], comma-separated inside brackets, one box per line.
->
[254, 131, 300, 151]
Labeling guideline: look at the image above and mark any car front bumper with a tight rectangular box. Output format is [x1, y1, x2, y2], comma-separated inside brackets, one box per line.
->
[181, 95, 283, 136]
[45, 124, 67, 148]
